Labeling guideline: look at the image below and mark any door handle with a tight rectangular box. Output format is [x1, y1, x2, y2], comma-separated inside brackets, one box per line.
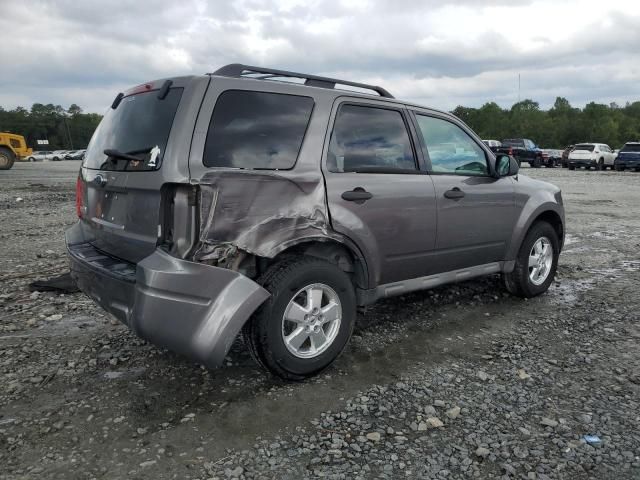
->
[342, 188, 373, 202]
[444, 187, 465, 199]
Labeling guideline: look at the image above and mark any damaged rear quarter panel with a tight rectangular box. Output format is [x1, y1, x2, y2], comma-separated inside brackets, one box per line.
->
[188, 77, 354, 267]
[194, 169, 340, 262]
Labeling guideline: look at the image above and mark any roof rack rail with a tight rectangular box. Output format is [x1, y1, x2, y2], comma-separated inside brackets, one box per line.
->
[211, 63, 394, 99]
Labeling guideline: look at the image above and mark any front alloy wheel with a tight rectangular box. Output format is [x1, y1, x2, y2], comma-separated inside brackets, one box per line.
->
[504, 221, 559, 298]
[528, 237, 553, 286]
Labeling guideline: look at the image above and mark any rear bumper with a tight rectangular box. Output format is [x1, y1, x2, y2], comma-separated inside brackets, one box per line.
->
[615, 158, 640, 168]
[66, 222, 270, 368]
[568, 159, 596, 166]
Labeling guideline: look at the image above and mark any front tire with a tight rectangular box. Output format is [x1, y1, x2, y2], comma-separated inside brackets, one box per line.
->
[569, 165, 575, 170]
[243, 257, 356, 381]
[504, 221, 559, 298]
[0, 148, 15, 170]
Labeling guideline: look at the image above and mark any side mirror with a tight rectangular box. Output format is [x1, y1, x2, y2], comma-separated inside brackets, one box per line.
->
[495, 154, 519, 177]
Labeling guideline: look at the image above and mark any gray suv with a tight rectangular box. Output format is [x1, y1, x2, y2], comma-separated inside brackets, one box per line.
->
[66, 64, 565, 380]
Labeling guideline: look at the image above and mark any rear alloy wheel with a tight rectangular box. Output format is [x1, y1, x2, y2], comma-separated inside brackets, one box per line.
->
[243, 257, 356, 381]
[504, 221, 559, 298]
[0, 148, 15, 170]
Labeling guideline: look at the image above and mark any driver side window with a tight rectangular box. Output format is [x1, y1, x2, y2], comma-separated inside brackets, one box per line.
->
[415, 114, 488, 176]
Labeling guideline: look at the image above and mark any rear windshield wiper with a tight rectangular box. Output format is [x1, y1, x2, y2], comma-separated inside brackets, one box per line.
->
[104, 149, 142, 162]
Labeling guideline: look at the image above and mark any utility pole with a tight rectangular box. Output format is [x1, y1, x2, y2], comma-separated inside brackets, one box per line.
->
[61, 113, 73, 150]
[518, 73, 521, 103]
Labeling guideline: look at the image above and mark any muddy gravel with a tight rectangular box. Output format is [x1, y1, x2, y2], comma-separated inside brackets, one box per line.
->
[1, 161, 639, 480]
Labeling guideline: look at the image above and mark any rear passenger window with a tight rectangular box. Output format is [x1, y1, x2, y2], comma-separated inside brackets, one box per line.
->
[204, 90, 313, 169]
[328, 104, 416, 173]
[415, 115, 488, 176]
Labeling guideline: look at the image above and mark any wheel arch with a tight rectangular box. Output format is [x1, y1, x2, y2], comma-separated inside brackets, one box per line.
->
[506, 204, 565, 265]
[260, 237, 370, 292]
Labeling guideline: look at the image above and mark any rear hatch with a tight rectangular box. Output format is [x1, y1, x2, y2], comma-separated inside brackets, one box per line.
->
[570, 144, 594, 160]
[618, 144, 640, 162]
[78, 76, 207, 263]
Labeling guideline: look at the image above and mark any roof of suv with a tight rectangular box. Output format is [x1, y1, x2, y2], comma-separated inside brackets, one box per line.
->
[206, 63, 452, 119]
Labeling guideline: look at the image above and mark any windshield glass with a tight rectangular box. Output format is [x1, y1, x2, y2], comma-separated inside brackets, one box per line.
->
[574, 144, 595, 152]
[83, 88, 183, 171]
[621, 143, 640, 152]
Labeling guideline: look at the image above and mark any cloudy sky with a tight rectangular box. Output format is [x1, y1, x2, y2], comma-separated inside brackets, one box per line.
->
[2, 0, 640, 114]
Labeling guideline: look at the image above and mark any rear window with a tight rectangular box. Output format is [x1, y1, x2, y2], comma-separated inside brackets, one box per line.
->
[83, 88, 183, 171]
[502, 139, 524, 147]
[574, 144, 595, 152]
[203, 90, 314, 169]
[621, 143, 640, 152]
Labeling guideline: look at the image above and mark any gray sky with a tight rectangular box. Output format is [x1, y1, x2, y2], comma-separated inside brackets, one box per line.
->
[2, 0, 639, 114]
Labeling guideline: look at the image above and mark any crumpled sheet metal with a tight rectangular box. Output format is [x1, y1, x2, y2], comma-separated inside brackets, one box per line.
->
[194, 170, 341, 262]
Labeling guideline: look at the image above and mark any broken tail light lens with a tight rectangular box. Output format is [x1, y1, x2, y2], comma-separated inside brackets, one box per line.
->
[75, 176, 84, 218]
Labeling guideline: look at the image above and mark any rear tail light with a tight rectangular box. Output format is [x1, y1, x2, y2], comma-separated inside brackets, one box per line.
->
[75, 176, 84, 218]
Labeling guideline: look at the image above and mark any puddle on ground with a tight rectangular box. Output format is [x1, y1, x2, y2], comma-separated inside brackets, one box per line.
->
[549, 259, 638, 305]
[563, 234, 579, 246]
[103, 368, 146, 380]
[548, 278, 596, 305]
[588, 228, 631, 240]
[620, 260, 640, 272]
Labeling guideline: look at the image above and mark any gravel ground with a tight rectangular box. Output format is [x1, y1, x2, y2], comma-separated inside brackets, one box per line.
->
[1, 161, 639, 480]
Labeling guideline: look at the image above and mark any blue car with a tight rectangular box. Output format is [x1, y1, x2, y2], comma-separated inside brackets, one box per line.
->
[615, 142, 640, 171]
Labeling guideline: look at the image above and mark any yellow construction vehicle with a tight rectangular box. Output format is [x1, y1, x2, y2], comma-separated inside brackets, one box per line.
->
[0, 132, 33, 170]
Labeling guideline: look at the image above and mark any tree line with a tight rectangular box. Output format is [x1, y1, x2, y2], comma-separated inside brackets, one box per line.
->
[0, 104, 102, 151]
[453, 97, 640, 149]
[2, 96, 640, 152]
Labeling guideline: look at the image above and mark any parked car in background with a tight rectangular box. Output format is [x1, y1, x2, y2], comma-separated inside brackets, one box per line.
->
[65, 149, 86, 160]
[26, 151, 53, 162]
[482, 139, 502, 152]
[66, 63, 564, 380]
[568, 143, 615, 170]
[497, 138, 544, 167]
[614, 142, 640, 171]
[540, 149, 562, 167]
[51, 150, 69, 161]
[561, 145, 574, 168]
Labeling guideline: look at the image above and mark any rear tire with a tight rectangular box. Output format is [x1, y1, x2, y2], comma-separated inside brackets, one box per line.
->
[0, 148, 15, 170]
[615, 165, 624, 171]
[569, 165, 575, 170]
[532, 156, 542, 168]
[504, 221, 559, 298]
[243, 257, 356, 381]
